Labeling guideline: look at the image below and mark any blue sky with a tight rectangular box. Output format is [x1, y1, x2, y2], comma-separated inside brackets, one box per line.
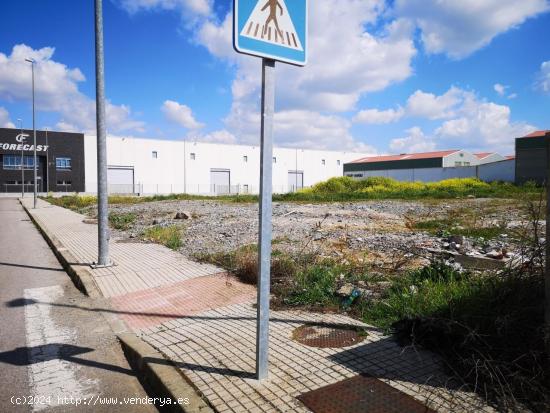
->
[0, 0, 549, 155]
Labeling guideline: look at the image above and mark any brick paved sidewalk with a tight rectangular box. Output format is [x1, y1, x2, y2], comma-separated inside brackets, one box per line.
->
[22, 198, 495, 413]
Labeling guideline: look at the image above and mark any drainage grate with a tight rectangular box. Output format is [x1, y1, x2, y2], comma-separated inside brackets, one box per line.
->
[298, 374, 436, 413]
[292, 324, 366, 348]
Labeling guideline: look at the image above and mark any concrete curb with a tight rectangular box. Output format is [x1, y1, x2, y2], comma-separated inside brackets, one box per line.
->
[20, 198, 215, 413]
[20, 199, 102, 298]
[118, 333, 214, 413]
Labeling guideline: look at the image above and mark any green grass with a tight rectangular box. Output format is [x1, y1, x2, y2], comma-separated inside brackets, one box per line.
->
[196, 246, 374, 309]
[360, 262, 475, 330]
[41, 193, 257, 212]
[141, 225, 183, 250]
[276, 176, 542, 202]
[413, 218, 506, 240]
[284, 265, 341, 307]
[42, 178, 542, 211]
[108, 212, 137, 230]
[358, 262, 547, 412]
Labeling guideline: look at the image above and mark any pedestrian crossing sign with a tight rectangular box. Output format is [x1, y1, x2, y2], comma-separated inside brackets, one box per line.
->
[233, 0, 308, 66]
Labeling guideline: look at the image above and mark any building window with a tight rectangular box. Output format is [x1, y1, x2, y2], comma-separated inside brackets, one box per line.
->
[273, 157, 277, 163]
[321, 159, 326, 165]
[337, 160, 341, 166]
[464, 162, 471, 166]
[57, 180, 72, 185]
[3, 155, 20, 170]
[455, 162, 462, 167]
[3, 155, 35, 170]
[152, 151, 158, 159]
[190, 153, 196, 160]
[56, 157, 72, 170]
[243, 155, 248, 163]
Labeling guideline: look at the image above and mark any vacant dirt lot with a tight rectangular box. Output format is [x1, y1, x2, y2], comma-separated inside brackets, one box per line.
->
[79, 197, 535, 274]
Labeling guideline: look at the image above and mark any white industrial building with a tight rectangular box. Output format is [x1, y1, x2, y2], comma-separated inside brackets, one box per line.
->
[344, 149, 516, 183]
[84, 135, 370, 195]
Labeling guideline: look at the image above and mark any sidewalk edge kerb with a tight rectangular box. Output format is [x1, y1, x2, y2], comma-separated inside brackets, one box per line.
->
[19, 199, 102, 298]
[118, 332, 214, 413]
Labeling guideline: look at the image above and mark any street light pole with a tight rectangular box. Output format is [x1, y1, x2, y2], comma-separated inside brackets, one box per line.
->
[94, 0, 110, 266]
[25, 58, 37, 208]
[18, 118, 24, 198]
[45, 127, 49, 193]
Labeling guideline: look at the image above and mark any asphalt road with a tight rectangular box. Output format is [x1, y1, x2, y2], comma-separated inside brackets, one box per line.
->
[0, 198, 157, 413]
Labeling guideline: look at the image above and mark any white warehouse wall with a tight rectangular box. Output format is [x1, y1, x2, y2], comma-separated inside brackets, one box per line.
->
[442, 151, 480, 167]
[349, 159, 516, 183]
[84, 135, 369, 194]
[477, 153, 506, 164]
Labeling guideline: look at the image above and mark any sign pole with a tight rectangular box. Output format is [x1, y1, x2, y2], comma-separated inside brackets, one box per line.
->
[234, 0, 307, 381]
[256, 58, 275, 381]
[546, 132, 550, 356]
[94, 0, 110, 267]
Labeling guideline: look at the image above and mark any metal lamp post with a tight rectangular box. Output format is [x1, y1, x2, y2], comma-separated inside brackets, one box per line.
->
[45, 127, 49, 193]
[94, 0, 110, 267]
[25, 58, 37, 208]
[18, 118, 24, 197]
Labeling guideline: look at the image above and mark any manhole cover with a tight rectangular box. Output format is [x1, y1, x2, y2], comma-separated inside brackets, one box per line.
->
[298, 374, 436, 413]
[82, 219, 97, 225]
[292, 324, 365, 348]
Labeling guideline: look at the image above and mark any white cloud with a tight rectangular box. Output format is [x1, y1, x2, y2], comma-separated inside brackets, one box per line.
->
[435, 99, 536, 151]
[406, 87, 464, 119]
[494, 83, 507, 96]
[389, 86, 536, 153]
[395, 0, 550, 58]
[193, 0, 416, 150]
[274, 110, 376, 152]
[55, 120, 79, 133]
[0, 107, 15, 128]
[117, 0, 212, 23]
[354, 107, 404, 124]
[354, 87, 466, 124]
[390, 127, 436, 153]
[162, 100, 204, 129]
[0, 44, 144, 133]
[536, 60, 550, 93]
[191, 129, 237, 144]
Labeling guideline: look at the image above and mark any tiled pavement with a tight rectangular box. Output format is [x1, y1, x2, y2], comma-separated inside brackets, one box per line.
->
[22, 198, 495, 413]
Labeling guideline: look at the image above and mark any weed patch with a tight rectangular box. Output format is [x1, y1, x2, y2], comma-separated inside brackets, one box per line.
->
[278, 177, 541, 202]
[359, 262, 548, 412]
[413, 218, 506, 240]
[42, 178, 542, 211]
[108, 212, 137, 230]
[142, 225, 183, 250]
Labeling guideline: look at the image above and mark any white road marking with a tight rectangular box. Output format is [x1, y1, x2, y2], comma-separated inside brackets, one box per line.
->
[24, 286, 97, 411]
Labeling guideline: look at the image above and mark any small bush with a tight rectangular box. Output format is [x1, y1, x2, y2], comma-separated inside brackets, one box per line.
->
[285, 265, 340, 306]
[142, 225, 183, 250]
[108, 212, 137, 230]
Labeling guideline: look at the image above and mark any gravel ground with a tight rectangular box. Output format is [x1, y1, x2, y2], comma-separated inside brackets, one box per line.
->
[77, 197, 534, 272]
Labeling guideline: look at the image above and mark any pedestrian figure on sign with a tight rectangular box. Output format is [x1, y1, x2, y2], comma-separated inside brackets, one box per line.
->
[262, 0, 283, 37]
